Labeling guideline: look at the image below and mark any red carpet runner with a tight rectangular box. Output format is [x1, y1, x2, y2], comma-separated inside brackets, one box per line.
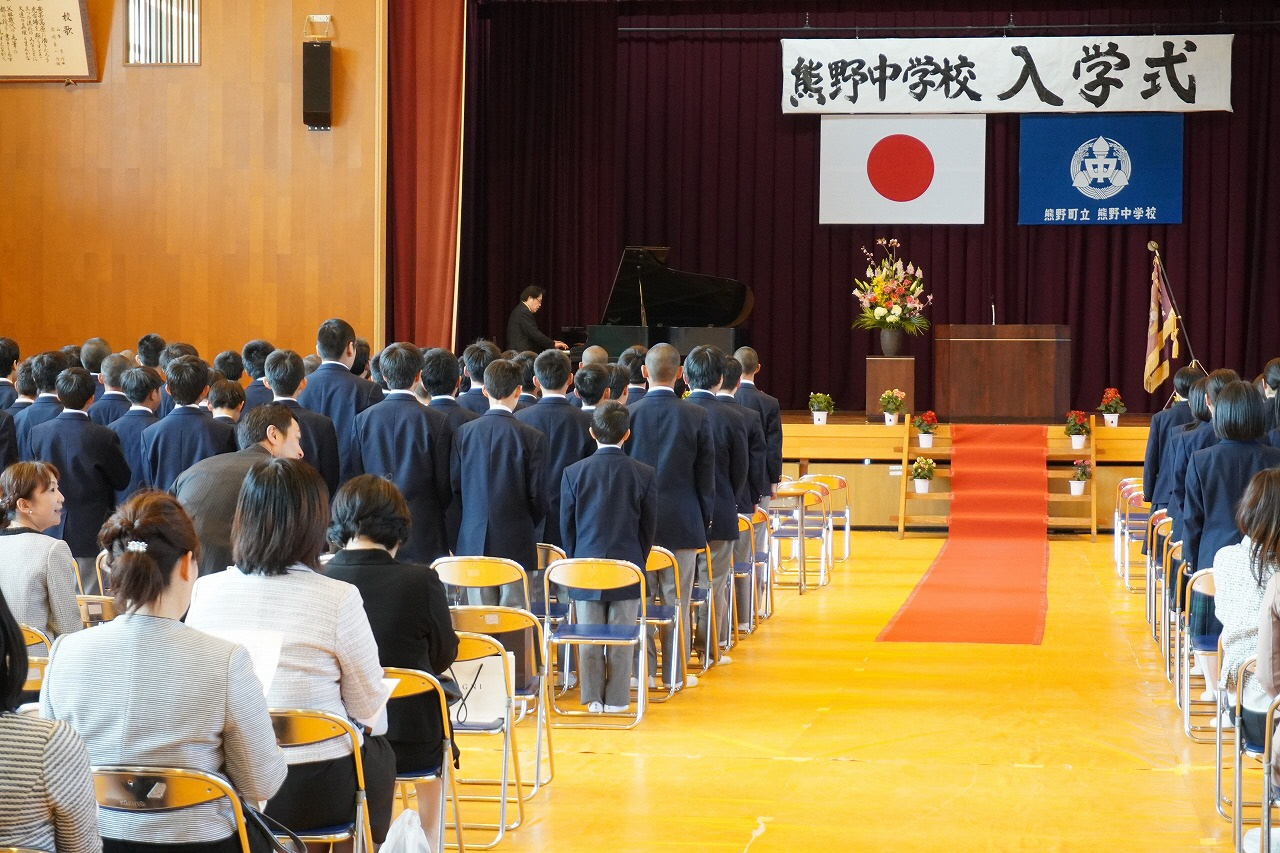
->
[878, 424, 1050, 645]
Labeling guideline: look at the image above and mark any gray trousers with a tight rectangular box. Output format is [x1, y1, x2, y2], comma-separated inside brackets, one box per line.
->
[732, 529, 754, 629]
[695, 539, 735, 649]
[575, 598, 640, 707]
[644, 547, 698, 685]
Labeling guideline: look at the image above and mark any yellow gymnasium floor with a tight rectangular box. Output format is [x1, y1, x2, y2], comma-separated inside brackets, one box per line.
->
[435, 532, 1228, 851]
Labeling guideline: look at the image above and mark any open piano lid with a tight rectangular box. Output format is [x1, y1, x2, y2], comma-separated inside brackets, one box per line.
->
[600, 247, 753, 328]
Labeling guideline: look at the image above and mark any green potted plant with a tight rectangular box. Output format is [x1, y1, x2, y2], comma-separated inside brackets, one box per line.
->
[1070, 459, 1092, 495]
[1064, 410, 1091, 449]
[809, 392, 834, 425]
[912, 410, 938, 448]
[1097, 387, 1126, 427]
[910, 456, 936, 494]
[879, 388, 906, 426]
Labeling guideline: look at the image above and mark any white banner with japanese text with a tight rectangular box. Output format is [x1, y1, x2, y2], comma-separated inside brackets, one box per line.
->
[782, 35, 1232, 114]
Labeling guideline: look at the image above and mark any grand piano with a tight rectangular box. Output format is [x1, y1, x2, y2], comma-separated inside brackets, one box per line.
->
[578, 247, 753, 358]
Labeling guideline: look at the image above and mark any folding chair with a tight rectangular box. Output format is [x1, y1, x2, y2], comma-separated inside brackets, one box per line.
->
[771, 480, 832, 585]
[1233, 659, 1269, 850]
[448, 630, 524, 848]
[433, 556, 531, 610]
[751, 507, 773, 621]
[1161, 540, 1185, 681]
[1115, 479, 1149, 591]
[769, 484, 827, 595]
[94, 549, 110, 595]
[92, 766, 253, 853]
[544, 558, 647, 729]
[535, 543, 573, 686]
[1260, 692, 1280, 853]
[269, 709, 373, 852]
[19, 624, 51, 695]
[1178, 568, 1220, 741]
[642, 546, 685, 702]
[687, 544, 720, 672]
[731, 514, 759, 644]
[1146, 511, 1171, 632]
[383, 667, 466, 853]
[77, 594, 118, 628]
[801, 473, 851, 562]
[449, 606, 552, 799]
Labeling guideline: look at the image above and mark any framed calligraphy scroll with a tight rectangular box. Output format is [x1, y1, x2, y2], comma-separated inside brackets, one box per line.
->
[0, 0, 96, 81]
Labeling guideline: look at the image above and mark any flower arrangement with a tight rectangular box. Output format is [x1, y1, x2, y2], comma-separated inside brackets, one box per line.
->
[852, 238, 932, 334]
[1064, 410, 1091, 436]
[911, 457, 937, 480]
[808, 392, 835, 413]
[879, 388, 907, 414]
[1097, 388, 1127, 414]
[1071, 459, 1093, 481]
[912, 411, 938, 434]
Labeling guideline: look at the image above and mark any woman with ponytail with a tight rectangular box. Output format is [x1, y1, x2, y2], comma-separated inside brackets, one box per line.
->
[0, 461, 82, 639]
[40, 492, 287, 853]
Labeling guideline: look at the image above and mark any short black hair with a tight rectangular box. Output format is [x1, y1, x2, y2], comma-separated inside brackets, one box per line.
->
[209, 378, 246, 411]
[56, 367, 95, 410]
[721, 355, 742, 391]
[514, 352, 537, 393]
[136, 334, 167, 367]
[683, 345, 725, 391]
[1213, 380, 1268, 441]
[606, 363, 629, 402]
[421, 347, 461, 397]
[100, 353, 131, 388]
[0, 337, 19, 376]
[317, 318, 357, 361]
[574, 364, 609, 406]
[264, 349, 306, 398]
[31, 351, 70, 394]
[160, 342, 199, 372]
[80, 338, 111, 373]
[534, 350, 572, 392]
[1174, 366, 1201, 399]
[14, 360, 36, 397]
[380, 343, 424, 391]
[483, 359, 523, 400]
[351, 338, 371, 377]
[619, 346, 647, 385]
[303, 354, 322, 375]
[327, 474, 411, 551]
[462, 339, 500, 381]
[591, 400, 630, 445]
[241, 340, 276, 380]
[165, 355, 210, 406]
[520, 285, 545, 302]
[238, 402, 295, 449]
[121, 366, 164, 404]
[0, 589, 29, 712]
[232, 458, 328, 576]
[214, 350, 245, 382]
[369, 353, 384, 387]
[60, 345, 83, 370]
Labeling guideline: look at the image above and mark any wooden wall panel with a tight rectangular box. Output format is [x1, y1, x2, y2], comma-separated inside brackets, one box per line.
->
[0, 0, 384, 359]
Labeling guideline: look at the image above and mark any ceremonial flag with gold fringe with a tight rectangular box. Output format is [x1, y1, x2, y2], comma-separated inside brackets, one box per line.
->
[1144, 256, 1180, 392]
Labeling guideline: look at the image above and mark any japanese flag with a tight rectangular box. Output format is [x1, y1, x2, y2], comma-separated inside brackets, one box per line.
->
[819, 115, 987, 224]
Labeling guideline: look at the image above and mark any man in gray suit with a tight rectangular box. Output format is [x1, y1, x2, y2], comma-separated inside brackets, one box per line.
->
[171, 403, 304, 576]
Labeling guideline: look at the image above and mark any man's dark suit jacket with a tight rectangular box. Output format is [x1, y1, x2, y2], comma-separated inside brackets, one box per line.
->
[560, 446, 656, 601]
[0, 380, 17, 411]
[88, 392, 130, 427]
[1143, 401, 1194, 505]
[15, 395, 64, 459]
[324, 548, 458, 759]
[625, 388, 714, 551]
[172, 444, 272, 575]
[243, 378, 274, 412]
[515, 396, 594, 548]
[297, 361, 384, 484]
[507, 302, 554, 353]
[141, 406, 237, 493]
[456, 388, 489, 416]
[450, 409, 547, 571]
[686, 390, 749, 541]
[355, 392, 453, 564]
[107, 408, 159, 502]
[719, 393, 768, 513]
[0, 409, 17, 470]
[428, 396, 480, 433]
[276, 399, 340, 497]
[734, 381, 784, 486]
[1167, 420, 1219, 538]
[1182, 439, 1280, 570]
[28, 412, 131, 557]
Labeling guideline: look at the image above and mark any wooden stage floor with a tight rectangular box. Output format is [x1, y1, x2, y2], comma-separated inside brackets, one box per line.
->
[426, 532, 1225, 851]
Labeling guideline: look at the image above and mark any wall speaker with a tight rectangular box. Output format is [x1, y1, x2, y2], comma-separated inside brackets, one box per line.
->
[302, 40, 332, 131]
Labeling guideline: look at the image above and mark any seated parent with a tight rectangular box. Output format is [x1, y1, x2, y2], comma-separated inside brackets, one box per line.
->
[41, 492, 287, 853]
[0, 461, 82, 640]
[184, 458, 396, 844]
[324, 474, 459, 843]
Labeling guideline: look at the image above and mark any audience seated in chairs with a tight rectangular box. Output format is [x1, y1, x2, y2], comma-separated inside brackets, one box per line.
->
[41, 492, 287, 853]
[0, 461, 83, 638]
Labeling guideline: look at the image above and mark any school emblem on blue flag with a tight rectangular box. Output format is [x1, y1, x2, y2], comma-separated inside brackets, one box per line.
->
[1018, 114, 1183, 225]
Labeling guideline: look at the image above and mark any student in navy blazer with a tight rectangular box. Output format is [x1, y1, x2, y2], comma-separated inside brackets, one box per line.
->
[26, 369, 130, 588]
[560, 402, 656, 711]
[88, 354, 131, 426]
[14, 351, 69, 459]
[733, 347, 784, 496]
[515, 350, 594, 556]
[422, 347, 481, 433]
[619, 346, 648, 407]
[1170, 371, 1238, 539]
[450, 359, 547, 605]
[107, 366, 164, 502]
[456, 340, 500, 415]
[140, 356, 236, 492]
[0, 409, 16, 469]
[1143, 367, 1199, 506]
[241, 339, 277, 412]
[0, 336, 18, 410]
[513, 352, 539, 412]
[354, 344, 454, 565]
[264, 350, 342, 498]
[296, 319, 384, 485]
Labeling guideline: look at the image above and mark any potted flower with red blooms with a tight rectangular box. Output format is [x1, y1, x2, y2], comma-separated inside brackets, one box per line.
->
[1097, 388, 1126, 427]
[912, 410, 938, 448]
[1069, 459, 1092, 495]
[1064, 410, 1090, 449]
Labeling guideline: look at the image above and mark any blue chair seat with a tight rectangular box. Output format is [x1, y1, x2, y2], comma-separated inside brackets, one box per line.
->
[553, 624, 642, 644]
[293, 822, 355, 838]
[397, 765, 444, 779]
[646, 604, 678, 623]
[732, 560, 753, 576]
[689, 587, 708, 603]
[531, 601, 570, 621]
[773, 524, 825, 539]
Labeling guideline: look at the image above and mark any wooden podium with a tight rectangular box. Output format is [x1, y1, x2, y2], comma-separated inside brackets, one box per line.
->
[933, 325, 1070, 421]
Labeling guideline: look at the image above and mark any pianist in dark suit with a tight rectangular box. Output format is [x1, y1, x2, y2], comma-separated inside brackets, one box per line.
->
[507, 286, 567, 354]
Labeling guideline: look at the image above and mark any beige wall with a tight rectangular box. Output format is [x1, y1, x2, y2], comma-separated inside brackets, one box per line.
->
[0, 0, 384, 359]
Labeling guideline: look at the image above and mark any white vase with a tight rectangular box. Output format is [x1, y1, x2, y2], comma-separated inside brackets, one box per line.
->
[913, 478, 930, 494]
[812, 410, 828, 425]
[884, 412, 899, 426]
[918, 433, 934, 448]
[1069, 479, 1086, 496]
[1103, 413, 1120, 427]
[1070, 433, 1086, 449]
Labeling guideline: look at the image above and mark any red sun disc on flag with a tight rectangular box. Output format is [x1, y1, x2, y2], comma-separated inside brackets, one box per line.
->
[866, 135, 936, 202]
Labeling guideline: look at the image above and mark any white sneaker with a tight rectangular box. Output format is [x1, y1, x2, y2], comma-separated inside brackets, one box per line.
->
[717, 654, 734, 666]
[1200, 689, 1217, 703]
[587, 701, 603, 713]
[1190, 662, 1204, 676]
[737, 623, 752, 633]
[1242, 827, 1280, 853]
[629, 677, 639, 689]
[684, 674, 699, 688]
[562, 673, 578, 689]
[604, 703, 629, 713]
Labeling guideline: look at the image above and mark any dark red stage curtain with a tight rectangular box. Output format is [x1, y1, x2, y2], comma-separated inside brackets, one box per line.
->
[388, 0, 466, 348]
[448, 2, 1280, 411]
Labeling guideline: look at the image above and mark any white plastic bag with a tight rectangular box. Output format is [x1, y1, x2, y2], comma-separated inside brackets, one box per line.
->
[382, 808, 433, 853]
